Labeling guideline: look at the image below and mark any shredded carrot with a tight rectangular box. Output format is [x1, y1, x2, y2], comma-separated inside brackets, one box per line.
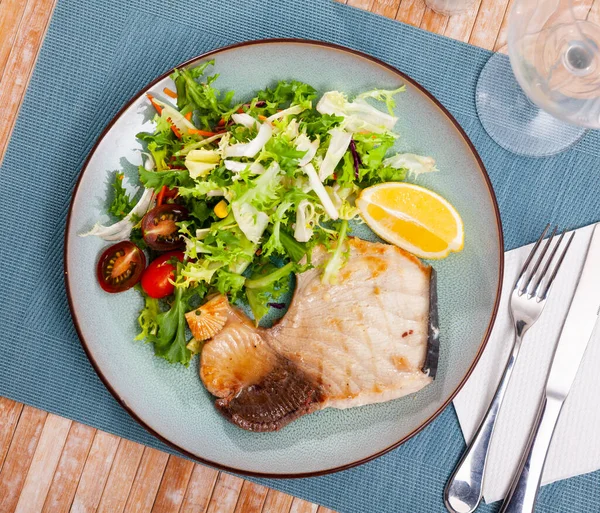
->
[217, 118, 226, 127]
[189, 128, 217, 137]
[167, 118, 182, 139]
[146, 93, 163, 114]
[258, 115, 267, 121]
[184, 111, 192, 121]
[156, 185, 167, 206]
[163, 87, 178, 99]
[237, 107, 245, 113]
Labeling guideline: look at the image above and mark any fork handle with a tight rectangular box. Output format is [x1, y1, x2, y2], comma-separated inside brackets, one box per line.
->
[444, 335, 522, 513]
[499, 395, 564, 513]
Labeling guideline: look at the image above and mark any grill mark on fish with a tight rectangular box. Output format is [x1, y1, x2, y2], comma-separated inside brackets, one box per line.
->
[364, 255, 388, 278]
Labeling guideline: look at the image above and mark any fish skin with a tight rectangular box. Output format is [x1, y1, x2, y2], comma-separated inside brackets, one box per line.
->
[200, 237, 434, 431]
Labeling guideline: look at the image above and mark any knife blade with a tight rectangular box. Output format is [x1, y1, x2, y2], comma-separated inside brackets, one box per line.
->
[546, 223, 600, 401]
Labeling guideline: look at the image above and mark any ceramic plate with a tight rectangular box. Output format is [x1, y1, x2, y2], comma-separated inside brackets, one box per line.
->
[65, 39, 503, 477]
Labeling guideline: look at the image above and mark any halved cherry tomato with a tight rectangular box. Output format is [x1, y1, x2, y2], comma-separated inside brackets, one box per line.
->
[97, 241, 146, 293]
[141, 204, 188, 251]
[141, 251, 185, 299]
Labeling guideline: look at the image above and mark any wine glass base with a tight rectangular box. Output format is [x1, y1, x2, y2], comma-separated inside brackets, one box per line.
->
[476, 51, 587, 157]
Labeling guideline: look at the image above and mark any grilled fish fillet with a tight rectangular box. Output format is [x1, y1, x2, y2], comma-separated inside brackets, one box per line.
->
[200, 237, 437, 432]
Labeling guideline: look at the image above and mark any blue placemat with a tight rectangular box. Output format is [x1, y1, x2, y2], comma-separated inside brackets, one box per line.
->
[1, 1, 600, 511]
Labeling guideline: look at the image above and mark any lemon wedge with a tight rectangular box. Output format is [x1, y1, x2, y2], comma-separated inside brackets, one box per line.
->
[356, 182, 464, 259]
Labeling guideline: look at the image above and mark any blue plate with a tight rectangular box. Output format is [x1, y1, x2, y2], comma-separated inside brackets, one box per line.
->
[65, 39, 503, 477]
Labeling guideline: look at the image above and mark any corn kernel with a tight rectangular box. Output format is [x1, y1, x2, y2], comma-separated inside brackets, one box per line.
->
[214, 200, 228, 218]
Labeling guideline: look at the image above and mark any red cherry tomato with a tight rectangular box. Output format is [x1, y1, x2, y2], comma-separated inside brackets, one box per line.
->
[96, 241, 146, 293]
[141, 204, 188, 251]
[141, 251, 185, 299]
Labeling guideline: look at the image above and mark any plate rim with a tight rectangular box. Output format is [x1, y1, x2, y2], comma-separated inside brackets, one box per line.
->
[64, 37, 504, 478]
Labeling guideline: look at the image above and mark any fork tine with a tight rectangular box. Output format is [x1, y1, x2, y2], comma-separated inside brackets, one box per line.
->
[531, 229, 566, 296]
[522, 226, 558, 297]
[515, 224, 550, 292]
[537, 231, 575, 301]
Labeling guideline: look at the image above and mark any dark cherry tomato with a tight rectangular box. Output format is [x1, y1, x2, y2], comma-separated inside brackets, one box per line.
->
[97, 241, 146, 293]
[141, 251, 185, 299]
[141, 204, 188, 251]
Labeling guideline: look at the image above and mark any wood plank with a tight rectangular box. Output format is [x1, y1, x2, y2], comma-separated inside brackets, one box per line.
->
[316, 507, 337, 513]
[469, 0, 510, 50]
[491, 0, 512, 51]
[0, 398, 23, 472]
[233, 481, 269, 513]
[589, 0, 600, 23]
[420, 7, 449, 33]
[347, 0, 374, 9]
[587, 0, 600, 25]
[395, 0, 427, 27]
[0, 0, 28, 81]
[0, 0, 56, 163]
[97, 439, 145, 513]
[205, 472, 244, 513]
[444, 0, 482, 43]
[371, 0, 402, 18]
[179, 464, 219, 513]
[261, 489, 294, 513]
[150, 455, 194, 512]
[123, 447, 169, 513]
[42, 423, 96, 513]
[70, 431, 121, 513]
[289, 498, 319, 513]
[0, 406, 48, 512]
[14, 414, 71, 513]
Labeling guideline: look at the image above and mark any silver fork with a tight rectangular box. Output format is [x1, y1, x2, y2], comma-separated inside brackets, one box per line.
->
[444, 225, 575, 513]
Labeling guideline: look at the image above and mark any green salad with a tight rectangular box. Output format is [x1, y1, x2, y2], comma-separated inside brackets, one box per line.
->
[86, 60, 437, 366]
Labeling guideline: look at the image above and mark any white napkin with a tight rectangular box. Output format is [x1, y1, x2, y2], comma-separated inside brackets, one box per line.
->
[453, 223, 600, 504]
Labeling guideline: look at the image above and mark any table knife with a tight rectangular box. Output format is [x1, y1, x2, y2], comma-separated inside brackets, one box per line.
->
[500, 223, 600, 513]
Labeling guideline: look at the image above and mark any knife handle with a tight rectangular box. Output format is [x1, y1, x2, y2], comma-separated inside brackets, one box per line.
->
[499, 395, 564, 513]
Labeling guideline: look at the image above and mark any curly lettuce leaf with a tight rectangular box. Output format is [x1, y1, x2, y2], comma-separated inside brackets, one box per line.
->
[170, 61, 237, 129]
[356, 86, 406, 115]
[136, 285, 190, 365]
[299, 111, 344, 138]
[382, 153, 438, 178]
[257, 80, 317, 109]
[138, 165, 193, 192]
[316, 90, 399, 134]
[108, 172, 135, 220]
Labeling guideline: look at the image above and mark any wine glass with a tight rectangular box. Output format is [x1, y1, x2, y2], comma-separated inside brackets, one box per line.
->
[476, 0, 600, 157]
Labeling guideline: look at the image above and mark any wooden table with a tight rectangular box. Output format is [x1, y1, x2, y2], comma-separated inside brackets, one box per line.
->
[0, 0, 532, 510]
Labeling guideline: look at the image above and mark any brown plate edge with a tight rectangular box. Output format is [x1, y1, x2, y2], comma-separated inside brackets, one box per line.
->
[63, 38, 504, 479]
